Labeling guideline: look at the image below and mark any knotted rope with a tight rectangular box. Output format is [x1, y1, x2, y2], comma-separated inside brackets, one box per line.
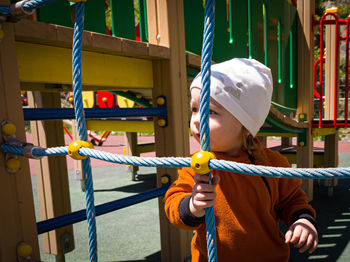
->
[199, 0, 217, 261]
[71, 2, 97, 261]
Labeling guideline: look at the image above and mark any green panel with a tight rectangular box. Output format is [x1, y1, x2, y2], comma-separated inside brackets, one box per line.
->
[250, 0, 264, 63]
[110, 0, 136, 40]
[84, 0, 107, 34]
[37, 0, 72, 28]
[212, 0, 248, 62]
[185, 0, 298, 109]
[138, 0, 148, 42]
[183, 0, 248, 62]
[37, 0, 106, 34]
[183, 0, 204, 57]
[267, 0, 297, 110]
[243, 0, 297, 109]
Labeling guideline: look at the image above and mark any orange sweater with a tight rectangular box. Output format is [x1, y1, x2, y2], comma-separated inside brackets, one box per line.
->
[164, 148, 315, 262]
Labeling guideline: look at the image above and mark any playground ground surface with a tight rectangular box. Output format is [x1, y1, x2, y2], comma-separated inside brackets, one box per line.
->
[27, 134, 350, 262]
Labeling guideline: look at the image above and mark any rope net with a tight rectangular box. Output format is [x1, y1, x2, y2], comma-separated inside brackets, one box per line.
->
[1, 0, 349, 262]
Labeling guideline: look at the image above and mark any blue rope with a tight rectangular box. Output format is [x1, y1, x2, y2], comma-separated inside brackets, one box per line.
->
[0, 0, 58, 17]
[3, 144, 350, 179]
[200, 0, 217, 261]
[72, 3, 97, 262]
[0, 6, 9, 15]
[22, 0, 58, 12]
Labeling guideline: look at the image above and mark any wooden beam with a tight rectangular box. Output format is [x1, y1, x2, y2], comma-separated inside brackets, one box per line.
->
[324, 14, 338, 120]
[28, 91, 74, 259]
[312, 127, 337, 137]
[296, 0, 315, 200]
[86, 120, 154, 133]
[16, 42, 154, 89]
[124, 132, 139, 181]
[0, 12, 40, 261]
[147, 0, 192, 261]
[14, 19, 170, 60]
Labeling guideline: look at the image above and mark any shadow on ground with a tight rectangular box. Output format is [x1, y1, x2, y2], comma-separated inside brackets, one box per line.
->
[94, 173, 157, 194]
[113, 251, 161, 262]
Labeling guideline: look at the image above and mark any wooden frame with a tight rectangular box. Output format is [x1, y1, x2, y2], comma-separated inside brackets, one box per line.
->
[28, 90, 74, 260]
[296, 0, 315, 200]
[147, 1, 192, 261]
[0, 1, 40, 260]
[323, 12, 340, 195]
[1, 0, 338, 260]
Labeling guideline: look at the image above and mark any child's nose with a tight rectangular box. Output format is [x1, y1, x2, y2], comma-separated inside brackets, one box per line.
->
[192, 113, 200, 125]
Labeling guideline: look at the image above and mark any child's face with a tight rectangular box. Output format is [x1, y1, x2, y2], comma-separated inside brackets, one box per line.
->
[190, 88, 244, 156]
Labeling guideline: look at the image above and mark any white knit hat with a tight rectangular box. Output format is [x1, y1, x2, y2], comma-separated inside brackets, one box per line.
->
[190, 58, 273, 137]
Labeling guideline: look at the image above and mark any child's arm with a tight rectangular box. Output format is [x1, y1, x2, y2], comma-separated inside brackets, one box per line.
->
[285, 218, 318, 254]
[164, 167, 220, 230]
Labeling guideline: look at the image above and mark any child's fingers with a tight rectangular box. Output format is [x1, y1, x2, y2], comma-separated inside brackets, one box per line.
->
[193, 183, 216, 194]
[295, 230, 309, 248]
[290, 226, 302, 245]
[193, 192, 217, 202]
[193, 174, 220, 185]
[298, 234, 314, 253]
[192, 199, 216, 209]
[194, 174, 210, 184]
[308, 237, 318, 254]
[193, 176, 220, 193]
[284, 229, 293, 243]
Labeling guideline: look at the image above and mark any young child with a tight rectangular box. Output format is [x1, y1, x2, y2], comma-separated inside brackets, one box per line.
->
[164, 58, 318, 262]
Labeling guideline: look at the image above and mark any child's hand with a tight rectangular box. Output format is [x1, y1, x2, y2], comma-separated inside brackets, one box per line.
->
[285, 218, 318, 254]
[189, 174, 220, 218]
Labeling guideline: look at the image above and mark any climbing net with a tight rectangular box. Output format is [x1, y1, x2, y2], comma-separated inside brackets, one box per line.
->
[1, 1, 350, 262]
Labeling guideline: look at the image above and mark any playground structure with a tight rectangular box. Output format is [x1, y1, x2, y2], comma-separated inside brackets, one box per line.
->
[66, 90, 155, 182]
[0, 0, 349, 262]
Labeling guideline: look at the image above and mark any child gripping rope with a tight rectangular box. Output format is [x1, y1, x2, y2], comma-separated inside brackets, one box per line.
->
[164, 58, 318, 262]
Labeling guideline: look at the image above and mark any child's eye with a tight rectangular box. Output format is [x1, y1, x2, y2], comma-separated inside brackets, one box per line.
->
[191, 107, 198, 113]
[209, 110, 217, 115]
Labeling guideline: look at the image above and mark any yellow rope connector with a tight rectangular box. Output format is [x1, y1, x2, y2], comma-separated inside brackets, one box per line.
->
[17, 242, 32, 258]
[2, 122, 16, 136]
[191, 151, 216, 175]
[157, 119, 166, 127]
[68, 140, 94, 160]
[6, 158, 21, 172]
[160, 175, 170, 185]
[156, 97, 165, 106]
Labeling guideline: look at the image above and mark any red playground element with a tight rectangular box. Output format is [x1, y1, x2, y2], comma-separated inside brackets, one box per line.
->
[96, 91, 116, 108]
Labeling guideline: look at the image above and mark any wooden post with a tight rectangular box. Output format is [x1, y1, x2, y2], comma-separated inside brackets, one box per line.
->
[296, 0, 315, 200]
[27, 91, 75, 261]
[71, 119, 85, 191]
[324, 132, 339, 196]
[281, 137, 292, 146]
[323, 10, 339, 196]
[0, 2, 40, 260]
[147, 0, 192, 261]
[124, 132, 139, 180]
[282, 114, 293, 147]
[324, 12, 338, 121]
